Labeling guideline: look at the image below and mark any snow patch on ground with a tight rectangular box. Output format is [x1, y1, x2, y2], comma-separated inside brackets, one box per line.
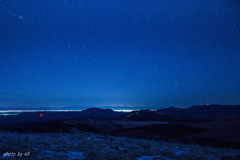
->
[67, 151, 84, 160]
[175, 150, 187, 156]
[41, 150, 84, 160]
[119, 147, 125, 151]
[136, 155, 179, 160]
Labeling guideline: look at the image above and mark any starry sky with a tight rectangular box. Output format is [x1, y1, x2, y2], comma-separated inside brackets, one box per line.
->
[0, 0, 240, 109]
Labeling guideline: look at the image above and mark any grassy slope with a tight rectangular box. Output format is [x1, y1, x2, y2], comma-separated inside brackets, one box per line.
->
[0, 131, 240, 160]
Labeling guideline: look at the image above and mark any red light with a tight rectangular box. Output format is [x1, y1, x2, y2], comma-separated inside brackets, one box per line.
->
[40, 113, 43, 117]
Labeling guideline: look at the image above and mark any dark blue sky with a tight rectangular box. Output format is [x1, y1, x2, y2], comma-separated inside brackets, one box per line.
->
[0, 0, 240, 109]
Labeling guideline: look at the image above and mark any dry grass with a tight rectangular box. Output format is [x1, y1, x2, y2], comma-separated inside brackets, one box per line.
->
[0, 131, 239, 160]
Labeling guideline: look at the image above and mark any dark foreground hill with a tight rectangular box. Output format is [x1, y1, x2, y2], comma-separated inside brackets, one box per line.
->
[1, 118, 240, 149]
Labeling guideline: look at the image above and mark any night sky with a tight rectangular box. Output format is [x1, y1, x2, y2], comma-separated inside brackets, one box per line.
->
[0, 0, 240, 109]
